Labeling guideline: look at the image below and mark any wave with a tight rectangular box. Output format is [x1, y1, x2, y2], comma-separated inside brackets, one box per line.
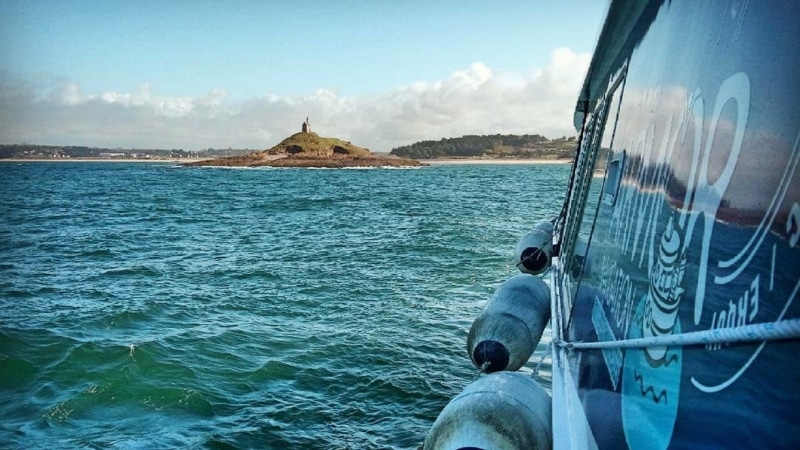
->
[0, 162, 570, 449]
[100, 266, 161, 277]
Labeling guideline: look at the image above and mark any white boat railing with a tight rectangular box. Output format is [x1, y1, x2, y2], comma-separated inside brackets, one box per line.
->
[553, 317, 800, 350]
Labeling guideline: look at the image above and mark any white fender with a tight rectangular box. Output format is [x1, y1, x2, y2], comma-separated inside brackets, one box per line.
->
[423, 371, 552, 450]
[514, 222, 554, 275]
[467, 274, 550, 372]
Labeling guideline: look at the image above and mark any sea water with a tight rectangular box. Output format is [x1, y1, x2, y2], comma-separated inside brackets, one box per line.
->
[0, 162, 568, 449]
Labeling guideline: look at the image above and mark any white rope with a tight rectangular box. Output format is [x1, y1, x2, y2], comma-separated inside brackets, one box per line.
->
[532, 340, 553, 376]
[554, 317, 800, 350]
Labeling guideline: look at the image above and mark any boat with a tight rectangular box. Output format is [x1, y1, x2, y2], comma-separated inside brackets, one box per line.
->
[426, 1, 800, 448]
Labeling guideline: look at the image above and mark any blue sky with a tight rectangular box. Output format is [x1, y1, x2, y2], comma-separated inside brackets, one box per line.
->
[0, 1, 608, 150]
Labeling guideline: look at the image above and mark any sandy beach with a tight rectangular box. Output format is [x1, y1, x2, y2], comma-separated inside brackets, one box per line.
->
[417, 158, 572, 165]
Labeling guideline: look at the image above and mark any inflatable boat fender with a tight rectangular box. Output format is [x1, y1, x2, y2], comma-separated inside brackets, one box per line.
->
[466, 274, 550, 372]
[423, 371, 552, 450]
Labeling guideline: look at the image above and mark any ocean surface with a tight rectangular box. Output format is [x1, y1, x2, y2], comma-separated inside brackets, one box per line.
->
[0, 162, 568, 449]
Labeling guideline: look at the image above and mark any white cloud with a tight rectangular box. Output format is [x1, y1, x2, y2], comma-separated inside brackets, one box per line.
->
[56, 82, 83, 106]
[0, 48, 590, 151]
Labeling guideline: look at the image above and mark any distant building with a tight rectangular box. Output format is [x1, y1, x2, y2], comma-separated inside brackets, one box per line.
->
[301, 117, 311, 133]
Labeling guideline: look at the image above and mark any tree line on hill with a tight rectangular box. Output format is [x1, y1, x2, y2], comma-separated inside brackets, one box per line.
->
[389, 134, 577, 159]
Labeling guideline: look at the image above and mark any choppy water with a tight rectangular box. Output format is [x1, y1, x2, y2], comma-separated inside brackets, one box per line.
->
[0, 162, 568, 449]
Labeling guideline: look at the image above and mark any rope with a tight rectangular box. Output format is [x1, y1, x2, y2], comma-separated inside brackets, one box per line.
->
[554, 317, 800, 350]
[514, 246, 549, 271]
[532, 340, 553, 376]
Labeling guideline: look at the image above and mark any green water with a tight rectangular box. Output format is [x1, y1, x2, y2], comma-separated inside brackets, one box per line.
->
[0, 162, 568, 449]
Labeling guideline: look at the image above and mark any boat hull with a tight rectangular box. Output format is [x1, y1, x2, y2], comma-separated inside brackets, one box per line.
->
[552, 1, 800, 448]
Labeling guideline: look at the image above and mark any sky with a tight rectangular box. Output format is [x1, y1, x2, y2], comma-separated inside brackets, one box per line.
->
[0, 1, 609, 151]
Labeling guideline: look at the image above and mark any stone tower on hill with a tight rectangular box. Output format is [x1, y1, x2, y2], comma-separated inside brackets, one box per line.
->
[301, 117, 311, 133]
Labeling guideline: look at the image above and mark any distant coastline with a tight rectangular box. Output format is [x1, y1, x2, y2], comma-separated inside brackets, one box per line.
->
[0, 157, 572, 165]
[0, 158, 204, 163]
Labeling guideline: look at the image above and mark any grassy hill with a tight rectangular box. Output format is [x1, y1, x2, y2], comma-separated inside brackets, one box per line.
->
[185, 132, 424, 168]
[265, 132, 371, 157]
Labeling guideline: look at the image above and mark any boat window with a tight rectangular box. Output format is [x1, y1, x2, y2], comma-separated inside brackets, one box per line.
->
[560, 68, 626, 322]
[602, 150, 626, 206]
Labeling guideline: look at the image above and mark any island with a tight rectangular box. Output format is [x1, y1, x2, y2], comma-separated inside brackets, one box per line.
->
[184, 118, 426, 168]
[0, 122, 578, 165]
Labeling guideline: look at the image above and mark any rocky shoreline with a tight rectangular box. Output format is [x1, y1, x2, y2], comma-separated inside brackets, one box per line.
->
[184, 154, 427, 168]
[182, 129, 427, 168]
